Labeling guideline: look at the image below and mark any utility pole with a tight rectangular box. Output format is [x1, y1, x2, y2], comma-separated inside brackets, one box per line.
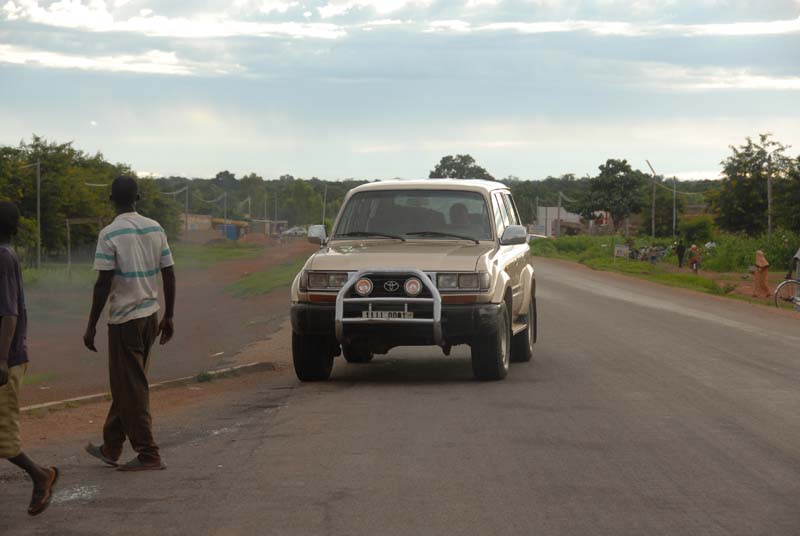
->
[646, 160, 657, 239]
[557, 192, 562, 238]
[766, 163, 773, 241]
[185, 183, 189, 235]
[673, 176, 677, 238]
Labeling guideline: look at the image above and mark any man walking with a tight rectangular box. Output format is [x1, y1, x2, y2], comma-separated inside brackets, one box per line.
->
[83, 176, 176, 471]
[676, 242, 686, 269]
[0, 201, 59, 515]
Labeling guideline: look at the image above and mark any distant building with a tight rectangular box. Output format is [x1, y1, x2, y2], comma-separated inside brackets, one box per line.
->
[532, 206, 583, 237]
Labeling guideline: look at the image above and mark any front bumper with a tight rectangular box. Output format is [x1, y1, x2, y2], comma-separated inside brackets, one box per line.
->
[290, 301, 501, 346]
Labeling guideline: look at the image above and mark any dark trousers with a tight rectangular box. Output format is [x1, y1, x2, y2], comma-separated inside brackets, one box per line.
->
[103, 313, 160, 463]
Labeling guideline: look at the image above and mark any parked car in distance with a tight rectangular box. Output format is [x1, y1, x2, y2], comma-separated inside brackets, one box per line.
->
[281, 226, 307, 237]
[290, 179, 537, 382]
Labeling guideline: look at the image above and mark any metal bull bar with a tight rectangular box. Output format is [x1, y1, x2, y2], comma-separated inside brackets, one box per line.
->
[335, 268, 443, 346]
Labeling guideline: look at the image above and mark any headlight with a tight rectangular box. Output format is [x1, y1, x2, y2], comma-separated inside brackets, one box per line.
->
[437, 272, 491, 291]
[437, 273, 458, 289]
[306, 271, 349, 290]
[458, 273, 479, 289]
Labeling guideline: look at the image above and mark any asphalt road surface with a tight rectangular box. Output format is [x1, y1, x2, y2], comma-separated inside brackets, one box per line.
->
[2, 258, 799, 535]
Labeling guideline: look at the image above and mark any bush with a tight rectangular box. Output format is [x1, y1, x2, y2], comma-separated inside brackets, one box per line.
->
[679, 216, 714, 246]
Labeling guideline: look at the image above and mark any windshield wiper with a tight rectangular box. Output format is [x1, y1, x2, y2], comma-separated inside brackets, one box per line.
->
[337, 231, 406, 241]
[406, 231, 480, 244]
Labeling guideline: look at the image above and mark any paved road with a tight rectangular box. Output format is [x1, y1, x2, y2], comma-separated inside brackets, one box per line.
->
[2, 258, 799, 535]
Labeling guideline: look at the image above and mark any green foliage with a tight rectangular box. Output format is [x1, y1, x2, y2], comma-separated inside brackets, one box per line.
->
[226, 258, 307, 298]
[678, 216, 714, 246]
[701, 230, 800, 272]
[712, 134, 797, 234]
[429, 154, 495, 181]
[576, 159, 646, 231]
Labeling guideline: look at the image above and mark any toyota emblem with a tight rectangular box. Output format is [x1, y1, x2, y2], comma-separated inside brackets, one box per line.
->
[384, 280, 400, 292]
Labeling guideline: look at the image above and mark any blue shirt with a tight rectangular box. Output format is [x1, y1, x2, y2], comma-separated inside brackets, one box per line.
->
[0, 245, 28, 367]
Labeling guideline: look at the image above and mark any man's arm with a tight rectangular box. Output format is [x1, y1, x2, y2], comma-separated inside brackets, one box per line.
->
[83, 270, 114, 352]
[158, 266, 176, 345]
[0, 314, 17, 386]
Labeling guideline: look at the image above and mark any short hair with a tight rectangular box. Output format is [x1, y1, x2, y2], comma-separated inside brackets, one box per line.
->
[0, 201, 20, 236]
[111, 175, 139, 205]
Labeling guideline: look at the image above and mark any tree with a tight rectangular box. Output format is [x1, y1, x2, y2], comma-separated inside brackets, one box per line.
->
[712, 133, 794, 235]
[429, 154, 495, 181]
[577, 159, 646, 233]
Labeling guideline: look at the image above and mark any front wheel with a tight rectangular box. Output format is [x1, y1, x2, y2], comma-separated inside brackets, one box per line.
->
[511, 297, 536, 363]
[774, 280, 800, 308]
[470, 302, 511, 381]
[292, 332, 334, 381]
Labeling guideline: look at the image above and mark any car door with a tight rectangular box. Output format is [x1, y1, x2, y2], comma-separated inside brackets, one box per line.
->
[500, 191, 529, 316]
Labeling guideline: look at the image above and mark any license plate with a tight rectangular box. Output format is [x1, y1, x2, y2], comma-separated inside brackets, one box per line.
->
[361, 311, 414, 319]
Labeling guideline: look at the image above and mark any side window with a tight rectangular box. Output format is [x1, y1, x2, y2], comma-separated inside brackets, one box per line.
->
[491, 195, 506, 238]
[502, 193, 519, 226]
[495, 193, 510, 228]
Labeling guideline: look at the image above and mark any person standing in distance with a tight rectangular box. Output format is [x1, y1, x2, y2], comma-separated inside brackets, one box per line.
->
[0, 201, 59, 515]
[83, 176, 176, 471]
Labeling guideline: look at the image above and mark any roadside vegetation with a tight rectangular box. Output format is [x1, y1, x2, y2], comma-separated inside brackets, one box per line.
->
[225, 258, 307, 298]
[531, 230, 798, 302]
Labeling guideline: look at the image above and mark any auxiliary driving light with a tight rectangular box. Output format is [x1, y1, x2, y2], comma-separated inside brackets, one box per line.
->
[404, 277, 422, 296]
[355, 277, 374, 296]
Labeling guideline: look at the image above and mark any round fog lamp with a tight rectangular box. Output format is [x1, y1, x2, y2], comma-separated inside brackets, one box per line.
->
[404, 278, 422, 296]
[355, 278, 373, 296]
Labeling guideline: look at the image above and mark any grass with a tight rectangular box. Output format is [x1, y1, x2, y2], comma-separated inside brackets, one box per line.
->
[196, 371, 214, 383]
[532, 236, 746, 299]
[226, 258, 306, 298]
[582, 257, 729, 295]
[171, 242, 262, 270]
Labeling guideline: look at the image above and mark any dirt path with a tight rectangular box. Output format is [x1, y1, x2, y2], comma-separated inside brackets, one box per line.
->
[21, 241, 316, 406]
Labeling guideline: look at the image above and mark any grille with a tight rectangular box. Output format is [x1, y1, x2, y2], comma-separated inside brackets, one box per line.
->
[348, 273, 433, 298]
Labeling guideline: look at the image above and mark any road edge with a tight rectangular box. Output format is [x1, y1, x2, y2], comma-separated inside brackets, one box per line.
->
[21, 361, 281, 415]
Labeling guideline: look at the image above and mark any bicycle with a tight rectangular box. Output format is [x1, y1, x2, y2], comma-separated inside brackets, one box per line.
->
[774, 277, 800, 308]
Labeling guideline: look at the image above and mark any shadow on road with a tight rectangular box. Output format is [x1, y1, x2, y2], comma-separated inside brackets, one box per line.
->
[329, 355, 478, 385]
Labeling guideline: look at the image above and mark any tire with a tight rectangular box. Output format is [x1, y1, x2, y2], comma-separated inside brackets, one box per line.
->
[342, 344, 373, 364]
[292, 332, 334, 381]
[511, 297, 536, 363]
[470, 301, 511, 381]
[774, 280, 800, 308]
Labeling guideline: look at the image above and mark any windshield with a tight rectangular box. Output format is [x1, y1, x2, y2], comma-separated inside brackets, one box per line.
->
[334, 189, 493, 241]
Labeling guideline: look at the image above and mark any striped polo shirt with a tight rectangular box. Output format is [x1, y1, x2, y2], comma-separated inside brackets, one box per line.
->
[94, 212, 175, 325]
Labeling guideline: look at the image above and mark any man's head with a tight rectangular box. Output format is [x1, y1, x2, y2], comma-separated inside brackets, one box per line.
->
[110, 175, 140, 208]
[0, 201, 20, 238]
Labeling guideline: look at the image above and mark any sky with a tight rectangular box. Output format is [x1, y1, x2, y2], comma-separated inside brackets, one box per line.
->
[0, 0, 799, 181]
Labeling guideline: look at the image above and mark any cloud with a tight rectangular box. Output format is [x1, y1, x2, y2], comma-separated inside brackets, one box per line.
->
[426, 16, 800, 37]
[0, 44, 232, 75]
[640, 64, 800, 91]
[317, 0, 432, 18]
[232, 0, 300, 15]
[2, 0, 347, 39]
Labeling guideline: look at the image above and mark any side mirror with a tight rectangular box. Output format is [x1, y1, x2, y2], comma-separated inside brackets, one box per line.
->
[307, 224, 327, 245]
[500, 225, 527, 246]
